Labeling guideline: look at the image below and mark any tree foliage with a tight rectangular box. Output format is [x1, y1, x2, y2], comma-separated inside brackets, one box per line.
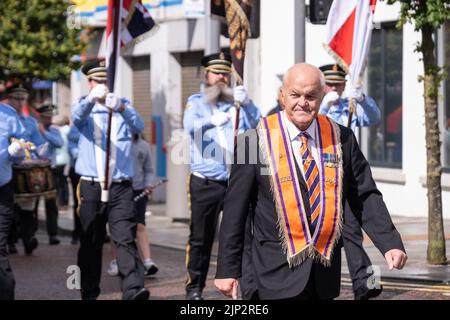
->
[388, 0, 450, 30]
[0, 0, 87, 83]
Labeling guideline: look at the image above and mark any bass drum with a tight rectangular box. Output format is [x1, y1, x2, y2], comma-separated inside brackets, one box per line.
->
[12, 159, 56, 200]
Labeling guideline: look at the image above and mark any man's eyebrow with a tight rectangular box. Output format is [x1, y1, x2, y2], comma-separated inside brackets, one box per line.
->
[304, 88, 320, 96]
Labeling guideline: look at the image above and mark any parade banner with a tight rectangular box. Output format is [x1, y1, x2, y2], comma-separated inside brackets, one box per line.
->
[323, 0, 377, 126]
[223, 0, 253, 84]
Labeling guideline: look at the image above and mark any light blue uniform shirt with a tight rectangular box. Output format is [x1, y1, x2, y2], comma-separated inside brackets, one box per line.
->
[183, 94, 261, 181]
[319, 95, 381, 130]
[72, 97, 144, 180]
[0, 103, 26, 187]
[19, 115, 63, 166]
[67, 124, 80, 167]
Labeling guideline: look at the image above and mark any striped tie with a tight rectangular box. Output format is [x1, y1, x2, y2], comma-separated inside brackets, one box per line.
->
[298, 132, 321, 231]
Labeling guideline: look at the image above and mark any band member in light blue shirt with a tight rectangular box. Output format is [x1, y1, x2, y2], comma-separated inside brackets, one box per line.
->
[72, 59, 148, 300]
[318, 63, 383, 300]
[319, 63, 380, 130]
[183, 51, 261, 300]
[0, 86, 26, 299]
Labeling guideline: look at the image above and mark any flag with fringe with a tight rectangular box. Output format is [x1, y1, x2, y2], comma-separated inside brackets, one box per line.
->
[223, 0, 253, 84]
[106, 0, 157, 91]
[323, 0, 377, 86]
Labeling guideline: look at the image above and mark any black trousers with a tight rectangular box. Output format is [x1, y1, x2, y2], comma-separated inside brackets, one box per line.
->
[0, 182, 15, 299]
[342, 202, 373, 293]
[69, 167, 81, 240]
[77, 179, 144, 300]
[185, 174, 227, 293]
[54, 165, 69, 207]
[239, 214, 259, 300]
[16, 204, 37, 248]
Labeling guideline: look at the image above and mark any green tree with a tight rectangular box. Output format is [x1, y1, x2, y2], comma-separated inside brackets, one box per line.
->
[387, 0, 450, 264]
[0, 0, 86, 84]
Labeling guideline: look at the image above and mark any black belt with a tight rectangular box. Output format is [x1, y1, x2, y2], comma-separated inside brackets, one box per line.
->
[191, 173, 228, 186]
[80, 176, 131, 184]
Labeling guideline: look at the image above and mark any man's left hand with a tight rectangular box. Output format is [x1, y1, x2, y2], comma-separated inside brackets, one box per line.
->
[384, 249, 407, 270]
[214, 278, 239, 300]
[105, 93, 122, 111]
[348, 85, 364, 102]
[233, 85, 250, 105]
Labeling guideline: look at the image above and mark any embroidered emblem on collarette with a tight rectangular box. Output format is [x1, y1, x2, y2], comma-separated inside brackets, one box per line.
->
[280, 176, 292, 183]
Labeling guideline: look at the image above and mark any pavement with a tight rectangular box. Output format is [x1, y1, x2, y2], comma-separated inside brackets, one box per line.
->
[50, 201, 450, 288]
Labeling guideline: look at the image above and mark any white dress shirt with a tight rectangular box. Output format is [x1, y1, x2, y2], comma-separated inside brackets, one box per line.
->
[282, 111, 320, 182]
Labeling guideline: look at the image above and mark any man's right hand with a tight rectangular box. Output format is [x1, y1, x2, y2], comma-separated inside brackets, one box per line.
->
[322, 91, 340, 108]
[211, 112, 231, 127]
[87, 84, 108, 104]
[214, 278, 239, 300]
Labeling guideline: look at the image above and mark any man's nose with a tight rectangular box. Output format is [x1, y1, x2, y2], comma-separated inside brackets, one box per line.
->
[298, 96, 307, 107]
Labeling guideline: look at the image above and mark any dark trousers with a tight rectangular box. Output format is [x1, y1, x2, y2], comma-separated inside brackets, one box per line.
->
[240, 214, 259, 300]
[69, 167, 81, 240]
[38, 196, 59, 237]
[32, 169, 60, 237]
[77, 180, 144, 300]
[54, 165, 69, 207]
[0, 182, 15, 299]
[185, 174, 227, 293]
[16, 204, 37, 247]
[342, 202, 373, 293]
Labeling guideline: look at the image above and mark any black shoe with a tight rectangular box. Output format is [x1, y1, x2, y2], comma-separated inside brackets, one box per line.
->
[186, 291, 204, 300]
[144, 263, 159, 277]
[130, 288, 150, 300]
[354, 285, 383, 300]
[49, 236, 60, 245]
[24, 237, 38, 255]
[8, 244, 18, 255]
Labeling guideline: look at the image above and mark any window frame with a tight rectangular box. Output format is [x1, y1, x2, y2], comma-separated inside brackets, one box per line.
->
[437, 23, 450, 173]
[366, 22, 403, 169]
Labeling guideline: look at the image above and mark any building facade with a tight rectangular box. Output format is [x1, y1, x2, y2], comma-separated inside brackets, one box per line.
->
[72, 0, 450, 219]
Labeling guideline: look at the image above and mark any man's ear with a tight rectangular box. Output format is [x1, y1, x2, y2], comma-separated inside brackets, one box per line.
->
[280, 87, 286, 104]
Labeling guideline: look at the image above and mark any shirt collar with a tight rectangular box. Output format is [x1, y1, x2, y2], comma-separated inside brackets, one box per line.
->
[0, 103, 18, 114]
[282, 110, 316, 142]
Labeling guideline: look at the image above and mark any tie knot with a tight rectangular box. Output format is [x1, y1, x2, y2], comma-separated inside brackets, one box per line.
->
[298, 132, 310, 143]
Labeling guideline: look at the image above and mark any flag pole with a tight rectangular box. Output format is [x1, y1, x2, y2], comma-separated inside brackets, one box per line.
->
[233, 78, 242, 148]
[223, 0, 253, 149]
[347, 97, 355, 128]
[103, 0, 120, 202]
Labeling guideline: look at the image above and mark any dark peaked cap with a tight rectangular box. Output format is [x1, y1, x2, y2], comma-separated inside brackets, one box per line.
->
[319, 63, 347, 84]
[6, 84, 28, 96]
[36, 104, 55, 117]
[201, 51, 232, 74]
[81, 59, 107, 82]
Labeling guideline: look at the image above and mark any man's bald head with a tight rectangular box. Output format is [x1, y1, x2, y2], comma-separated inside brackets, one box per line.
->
[281, 63, 325, 131]
[282, 63, 325, 92]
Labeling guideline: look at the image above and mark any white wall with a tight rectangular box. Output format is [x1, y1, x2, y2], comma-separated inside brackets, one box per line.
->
[69, 0, 450, 218]
[258, 0, 296, 114]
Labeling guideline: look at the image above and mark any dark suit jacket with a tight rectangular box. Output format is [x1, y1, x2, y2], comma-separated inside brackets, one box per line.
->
[215, 123, 405, 300]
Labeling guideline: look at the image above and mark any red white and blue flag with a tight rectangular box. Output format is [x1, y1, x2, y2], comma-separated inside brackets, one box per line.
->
[324, 0, 377, 86]
[106, 0, 156, 91]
